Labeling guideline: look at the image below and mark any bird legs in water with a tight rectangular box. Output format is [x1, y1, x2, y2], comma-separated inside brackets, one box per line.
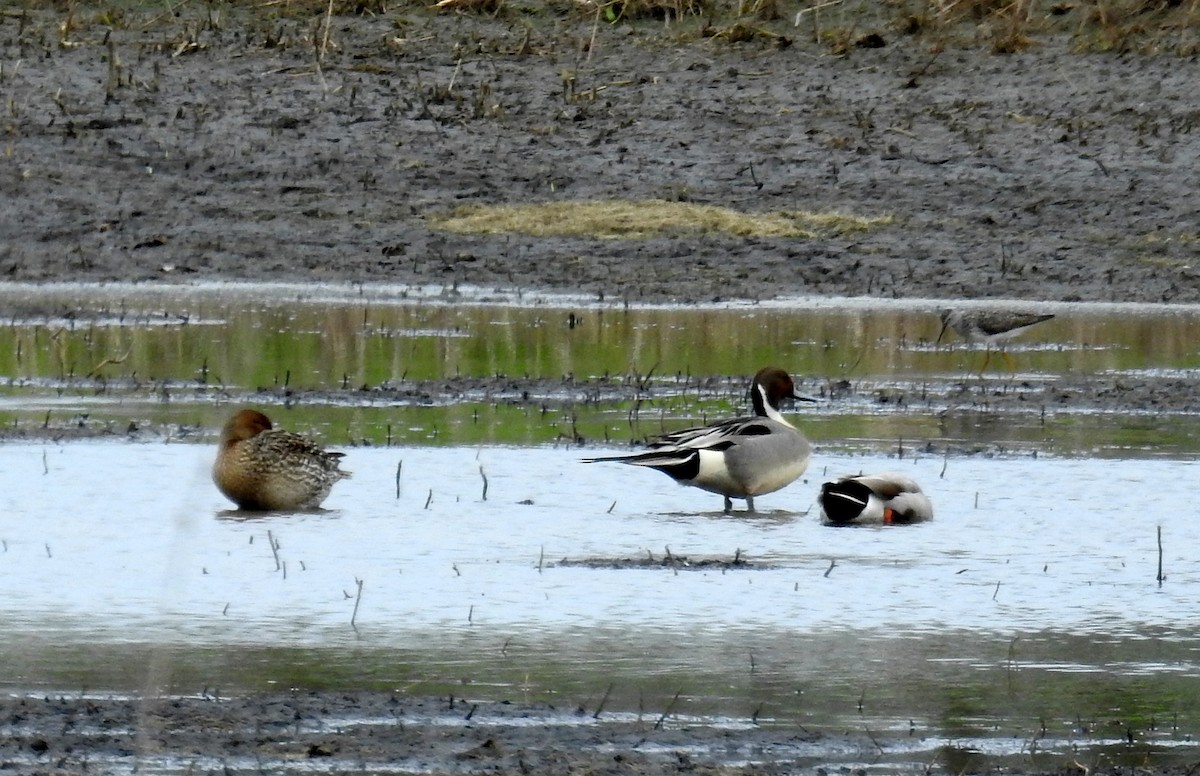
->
[724, 495, 756, 514]
[974, 347, 1017, 376]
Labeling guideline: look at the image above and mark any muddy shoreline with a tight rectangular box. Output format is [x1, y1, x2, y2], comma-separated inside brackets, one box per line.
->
[2, 690, 1196, 776]
[4, 4, 1200, 773]
[2, 7, 1200, 305]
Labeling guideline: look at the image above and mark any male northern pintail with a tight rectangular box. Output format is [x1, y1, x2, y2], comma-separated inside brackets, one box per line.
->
[584, 367, 814, 513]
[819, 472, 933, 524]
[213, 409, 351, 511]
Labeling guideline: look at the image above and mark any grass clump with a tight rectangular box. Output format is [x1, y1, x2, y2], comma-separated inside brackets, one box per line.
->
[430, 199, 892, 239]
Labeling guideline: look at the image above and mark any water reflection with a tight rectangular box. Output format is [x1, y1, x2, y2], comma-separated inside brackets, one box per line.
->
[1, 283, 1200, 456]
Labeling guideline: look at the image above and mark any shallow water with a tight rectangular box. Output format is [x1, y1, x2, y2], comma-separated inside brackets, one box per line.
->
[3, 283, 1200, 761]
[3, 282, 1200, 457]
[2, 441, 1198, 748]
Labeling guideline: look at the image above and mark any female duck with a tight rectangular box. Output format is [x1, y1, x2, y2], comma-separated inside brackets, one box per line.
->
[819, 473, 933, 524]
[584, 367, 814, 513]
[213, 409, 350, 511]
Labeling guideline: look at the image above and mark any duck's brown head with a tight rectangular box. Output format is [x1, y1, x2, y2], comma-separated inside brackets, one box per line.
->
[220, 409, 273, 446]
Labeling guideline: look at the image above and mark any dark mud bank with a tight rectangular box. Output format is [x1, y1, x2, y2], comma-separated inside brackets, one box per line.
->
[2, 10, 1200, 304]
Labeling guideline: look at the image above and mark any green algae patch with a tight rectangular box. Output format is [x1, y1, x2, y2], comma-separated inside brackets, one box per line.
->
[430, 200, 892, 239]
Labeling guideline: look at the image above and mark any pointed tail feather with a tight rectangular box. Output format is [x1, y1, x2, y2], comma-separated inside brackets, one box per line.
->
[582, 449, 700, 482]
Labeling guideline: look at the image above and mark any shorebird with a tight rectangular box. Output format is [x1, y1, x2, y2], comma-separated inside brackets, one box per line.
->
[819, 473, 933, 524]
[213, 409, 350, 511]
[937, 308, 1054, 372]
[583, 367, 814, 513]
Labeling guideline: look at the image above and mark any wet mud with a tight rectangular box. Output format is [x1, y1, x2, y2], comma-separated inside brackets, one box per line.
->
[2, 7, 1200, 305]
[4, 5, 1200, 773]
[11, 367, 1200, 445]
[3, 691, 1195, 776]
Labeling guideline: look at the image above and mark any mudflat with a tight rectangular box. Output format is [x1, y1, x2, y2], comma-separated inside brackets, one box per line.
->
[2, 3, 1199, 304]
[3, 4, 1200, 774]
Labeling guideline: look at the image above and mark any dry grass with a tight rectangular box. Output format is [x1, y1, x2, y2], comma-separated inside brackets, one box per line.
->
[8, 0, 1200, 54]
[430, 200, 893, 239]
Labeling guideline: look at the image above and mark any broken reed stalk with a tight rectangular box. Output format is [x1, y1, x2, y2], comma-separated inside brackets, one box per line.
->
[479, 465, 488, 501]
[395, 460, 402, 499]
[314, 0, 334, 91]
[350, 577, 364, 627]
[424, 489, 433, 509]
[1157, 525, 1164, 585]
[268, 529, 281, 571]
[654, 690, 682, 730]
[594, 683, 613, 719]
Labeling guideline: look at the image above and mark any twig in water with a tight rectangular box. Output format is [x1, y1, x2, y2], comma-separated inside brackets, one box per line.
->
[468, 604, 474, 624]
[594, 683, 613, 719]
[607, 501, 616, 514]
[992, 580, 1001, 601]
[395, 460, 402, 499]
[940, 454, 948, 479]
[350, 577, 364, 627]
[479, 465, 488, 501]
[424, 489, 433, 509]
[654, 690, 682, 730]
[537, 546, 544, 573]
[1157, 525, 1165, 585]
[267, 530, 281, 571]
[864, 725, 885, 754]
[86, 348, 131, 378]
[824, 559, 836, 578]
